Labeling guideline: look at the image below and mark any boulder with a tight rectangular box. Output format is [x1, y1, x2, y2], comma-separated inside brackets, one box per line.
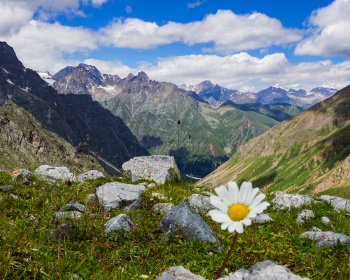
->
[188, 194, 211, 213]
[104, 214, 135, 237]
[122, 155, 181, 184]
[318, 195, 350, 212]
[300, 231, 350, 249]
[77, 170, 104, 181]
[153, 203, 175, 213]
[296, 210, 314, 224]
[96, 182, 145, 211]
[50, 223, 74, 240]
[155, 266, 205, 280]
[34, 165, 76, 182]
[271, 192, 313, 210]
[124, 199, 142, 212]
[60, 203, 86, 212]
[218, 260, 310, 280]
[252, 213, 273, 224]
[158, 200, 222, 250]
[12, 169, 33, 181]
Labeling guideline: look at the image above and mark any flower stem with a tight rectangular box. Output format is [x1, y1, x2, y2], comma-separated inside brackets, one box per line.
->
[215, 233, 239, 279]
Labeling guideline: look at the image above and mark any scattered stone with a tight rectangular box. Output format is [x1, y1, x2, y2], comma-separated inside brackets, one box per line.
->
[296, 209, 314, 224]
[321, 216, 333, 228]
[271, 192, 314, 210]
[201, 191, 214, 196]
[312, 227, 322, 232]
[158, 200, 222, 250]
[69, 273, 83, 279]
[12, 169, 33, 181]
[218, 260, 309, 280]
[104, 214, 135, 237]
[0, 197, 2, 202]
[318, 195, 350, 212]
[54, 211, 82, 222]
[96, 182, 145, 211]
[124, 199, 141, 212]
[300, 231, 350, 249]
[60, 203, 86, 212]
[85, 194, 99, 206]
[155, 266, 205, 280]
[252, 213, 273, 224]
[50, 223, 73, 240]
[122, 155, 181, 184]
[153, 203, 175, 213]
[188, 194, 211, 213]
[346, 213, 350, 218]
[148, 183, 156, 188]
[35, 165, 76, 182]
[10, 193, 19, 199]
[76, 170, 104, 181]
[0, 185, 14, 192]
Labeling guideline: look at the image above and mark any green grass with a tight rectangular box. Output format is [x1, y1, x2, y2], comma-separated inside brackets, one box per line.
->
[0, 172, 349, 279]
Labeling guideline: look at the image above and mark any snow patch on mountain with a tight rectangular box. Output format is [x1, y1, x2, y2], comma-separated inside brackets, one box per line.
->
[37, 71, 55, 86]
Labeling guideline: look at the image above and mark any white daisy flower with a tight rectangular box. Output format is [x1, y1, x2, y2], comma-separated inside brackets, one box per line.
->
[208, 181, 270, 233]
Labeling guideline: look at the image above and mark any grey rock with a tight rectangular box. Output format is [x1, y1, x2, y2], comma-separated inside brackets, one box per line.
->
[312, 227, 322, 232]
[219, 260, 309, 280]
[10, 193, 19, 199]
[151, 192, 166, 200]
[271, 192, 313, 210]
[155, 266, 205, 280]
[69, 273, 83, 279]
[0, 185, 14, 192]
[122, 155, 181, 184]
[159, 200, 222, 250]
[251, 213, 273, 224]
[153, 203, 175, 213]
[54, 211, 82, 222]
[34, 165, 76, 182]
[148, 183, 156, 188]
[300, 231, 350, 249]
[96, 182, 145, 211]
[296, 209, 314, 224]
[77, 170, 104, 181]
[188, 194, 211, 213]
[85, 194, 99, 205]
[104, 214, 135, 237]
[321, 217, 333, 228]
[318, 195, 350, 212]
[60, 203, 86, 212]
[12, 169, 33, 181]
[50, 223, 74, 240]
[124, 199, 141, 212]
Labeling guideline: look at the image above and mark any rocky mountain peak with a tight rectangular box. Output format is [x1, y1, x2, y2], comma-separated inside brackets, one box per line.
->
[137, 71, 149, 81]
[126, 73, 134, 80]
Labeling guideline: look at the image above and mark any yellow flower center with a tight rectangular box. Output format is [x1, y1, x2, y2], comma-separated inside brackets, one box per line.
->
[228, 204, 250, 221]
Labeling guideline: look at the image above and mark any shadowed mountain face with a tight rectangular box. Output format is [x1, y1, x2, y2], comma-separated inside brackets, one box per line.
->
[0, 42, 148, 170]
[52, 64, 304, 177]
[0, 100, 103, 173]
[198, 85, 350, 197]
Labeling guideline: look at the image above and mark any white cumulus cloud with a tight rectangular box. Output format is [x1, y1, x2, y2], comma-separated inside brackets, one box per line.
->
[295, 0, 350, 57]
[101, 10, 302, 52]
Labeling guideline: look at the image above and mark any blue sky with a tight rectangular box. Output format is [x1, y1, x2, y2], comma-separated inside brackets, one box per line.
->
[1, 0, 350, 91]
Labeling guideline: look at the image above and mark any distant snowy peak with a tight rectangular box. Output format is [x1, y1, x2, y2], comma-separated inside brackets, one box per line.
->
[37, 71, 55, 86]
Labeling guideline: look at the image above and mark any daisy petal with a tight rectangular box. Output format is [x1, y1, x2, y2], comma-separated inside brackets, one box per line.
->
[228, 222, 238, 233]
[228, 181, 239, 204]
[215, 185, 233, 205]
[208, 210, 231, 223]
[221, 221, 233, 230]
[248, 193, 266, 210]
[242, 218, 251, 226]
[236, 222, 244, 233]
[245, 187, 259, 206]
[247, 212, 257, 218]
[249, 202, 270, 214]
[240, 182, 252, 204]
[210, 196, 229, 212]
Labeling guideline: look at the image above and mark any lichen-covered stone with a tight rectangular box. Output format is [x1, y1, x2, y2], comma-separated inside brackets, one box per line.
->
[300, 231, 350, 249]
[50, 223, 73, 240]
[188, 194, 211, 213]
[122, 155, 181, 184]
[77, 170, 104, 181]
[12, 169, 33, 181]
[318, 195, 350, 212]
[153, 203, 175, 213]
[34, 165, 76, 182]
[272, 192, 313, 210]
[155, 266, 205, 280]
[296, 209, 314, 224]
[104, 214, 135, 237]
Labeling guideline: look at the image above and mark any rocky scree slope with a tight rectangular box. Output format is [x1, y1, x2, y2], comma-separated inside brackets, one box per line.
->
[52, 65, 300, 177]
[198, 85, 350, 197]
[0, 42, 148, 170]
[0, 100, 102, 173]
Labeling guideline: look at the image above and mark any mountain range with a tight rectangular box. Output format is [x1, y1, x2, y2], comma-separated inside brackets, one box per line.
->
[49, 64, 304, 177]
[0, 42, 148, 172]
[198, 84, 350, 196]
[180, 80, 337, 107]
